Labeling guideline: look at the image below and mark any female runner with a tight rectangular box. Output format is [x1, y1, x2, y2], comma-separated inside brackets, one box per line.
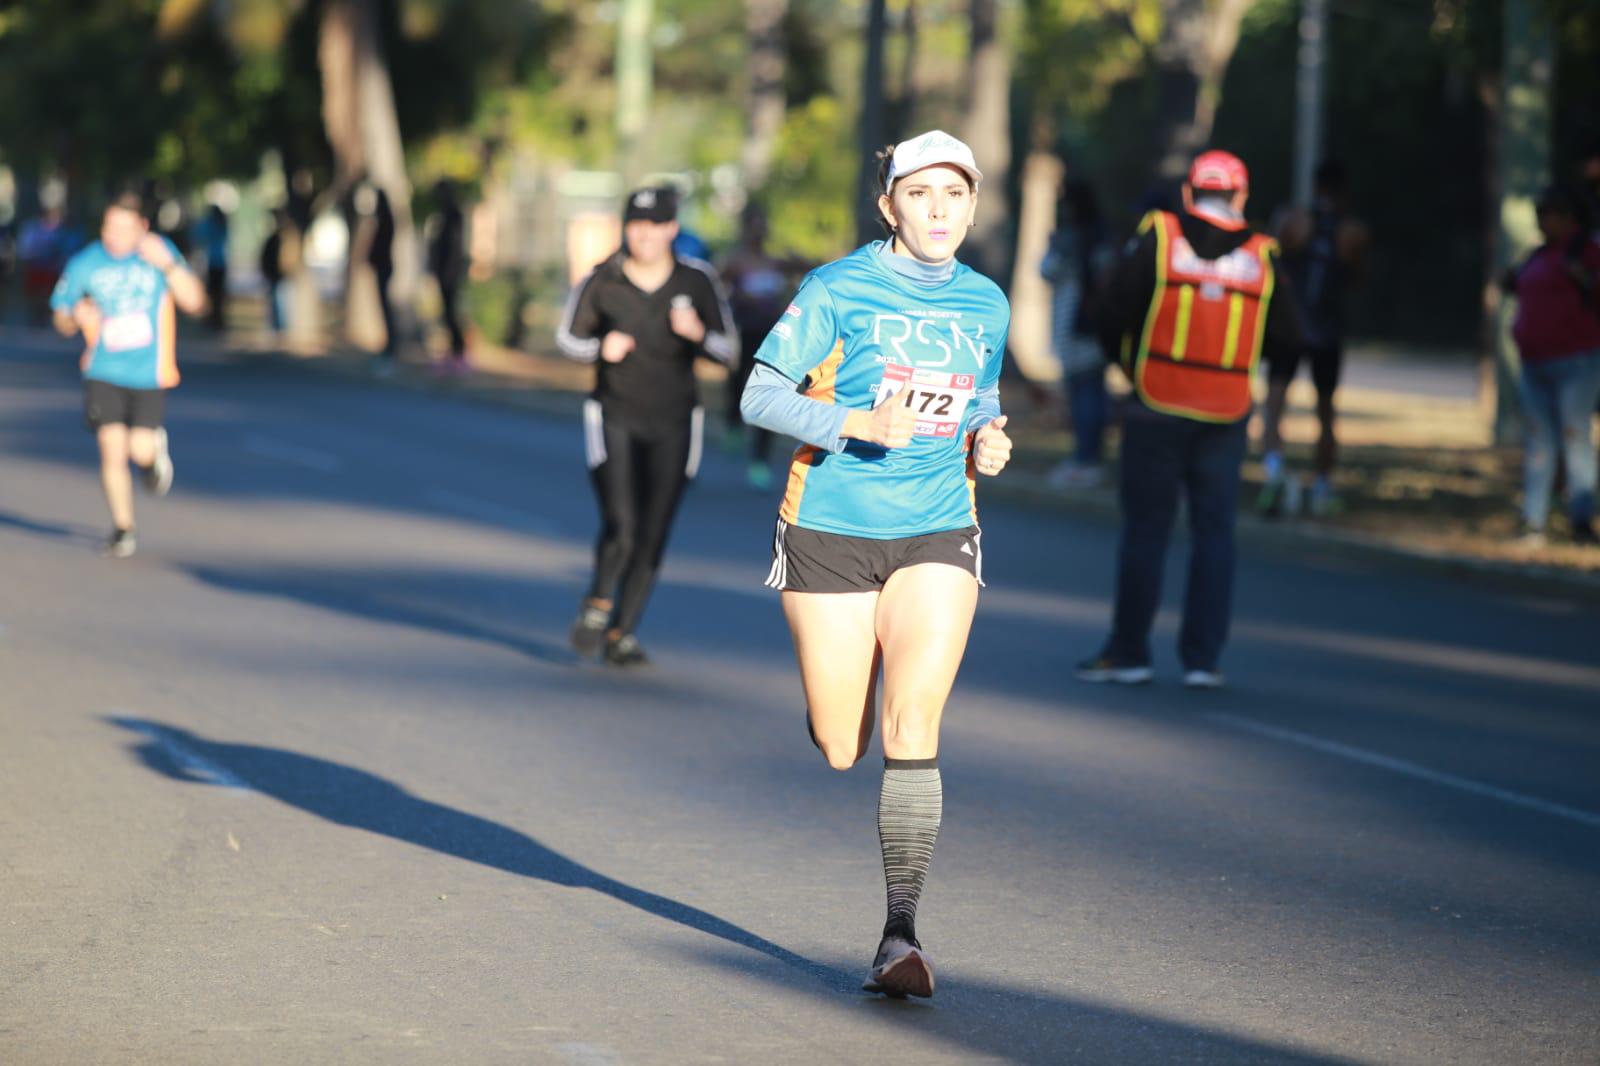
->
[739, 130, 1013, 998]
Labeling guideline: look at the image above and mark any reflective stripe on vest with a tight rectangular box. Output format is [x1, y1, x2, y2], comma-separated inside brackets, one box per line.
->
[1132, 211, 1276, 423]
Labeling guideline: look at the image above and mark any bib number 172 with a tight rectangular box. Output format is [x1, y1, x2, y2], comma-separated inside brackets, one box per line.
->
[874, 364, 975, 439]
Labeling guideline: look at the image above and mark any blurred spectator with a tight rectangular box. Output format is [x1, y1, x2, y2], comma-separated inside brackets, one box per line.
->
[258, 209, 289, 336]
[1504, 185, 1600, 547]
[427, 179, 469, 372]
[19, 206, 75, 325]
[352, 180, 397, 369]
[1259, 160, 1370, 518]
[1041, 178, 1114, 490]
[672, 224, 711, 262]
[720, 203, 797, 491]
[193, 203, 230, 331]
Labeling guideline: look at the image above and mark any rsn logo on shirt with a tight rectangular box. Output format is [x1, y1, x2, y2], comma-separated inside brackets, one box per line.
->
[871, 313, 988, 368]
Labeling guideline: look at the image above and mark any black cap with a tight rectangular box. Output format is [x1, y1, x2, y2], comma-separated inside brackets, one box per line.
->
[623, 186, 677, 224]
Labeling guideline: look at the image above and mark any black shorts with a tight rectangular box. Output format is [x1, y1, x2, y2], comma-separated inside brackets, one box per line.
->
[1268, 343, 1344, 397]
[765, 521, 983, 593]
[84, 380, 166, 430]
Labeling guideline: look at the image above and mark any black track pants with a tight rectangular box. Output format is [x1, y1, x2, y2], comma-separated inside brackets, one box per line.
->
[583, 402, 702, 636]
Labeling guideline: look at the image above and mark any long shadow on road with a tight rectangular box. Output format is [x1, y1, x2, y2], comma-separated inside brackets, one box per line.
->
[108, 716, 854, 995]
[681, 944, 1358, 1065]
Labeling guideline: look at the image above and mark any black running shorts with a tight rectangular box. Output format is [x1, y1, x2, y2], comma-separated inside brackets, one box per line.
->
[1268, 343, 1344, 398]
[84, 380, 166, 430]
[766, 521, 983, 593]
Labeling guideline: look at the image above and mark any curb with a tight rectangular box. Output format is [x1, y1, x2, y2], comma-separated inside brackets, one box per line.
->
[226, 342, 1600, 609]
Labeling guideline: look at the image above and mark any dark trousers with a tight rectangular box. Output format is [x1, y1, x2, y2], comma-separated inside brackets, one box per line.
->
[374, 263, 396, 357]
[1104, 411, 1247, 671]
[1066, 366, 1108, 465]
[438, 280, 466, 357]
[587, 410, 698, 636]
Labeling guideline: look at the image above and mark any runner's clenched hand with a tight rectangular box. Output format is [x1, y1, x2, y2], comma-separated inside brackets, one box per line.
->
[973, 415, 1011, 476]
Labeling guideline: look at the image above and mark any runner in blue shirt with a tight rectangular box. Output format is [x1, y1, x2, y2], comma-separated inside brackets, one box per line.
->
[740, 130, 1013, 999]
[52, 193, 207, 557]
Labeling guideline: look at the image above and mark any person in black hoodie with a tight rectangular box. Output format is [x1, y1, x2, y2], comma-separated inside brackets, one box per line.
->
[556, 186, 738, 666]
[1076, 151, 1302, 689]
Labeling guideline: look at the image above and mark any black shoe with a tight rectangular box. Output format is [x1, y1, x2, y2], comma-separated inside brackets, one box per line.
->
[1074, 655, 1153, 684]
[568, 605, 609, 658]
[603, 633, 649, 667]
[101, 528, 137, 558]
[1574, 521, 1598, 546]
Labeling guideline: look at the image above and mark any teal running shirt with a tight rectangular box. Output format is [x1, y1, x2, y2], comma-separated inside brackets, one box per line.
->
[755, 241, 1010, 539]
[50, 238, 184, 390]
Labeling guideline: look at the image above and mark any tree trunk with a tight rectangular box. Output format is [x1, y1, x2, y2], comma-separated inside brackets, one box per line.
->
[1151, 0, 1254, 187]
[742, 0, 787, 196]
[887, 0, 918, 145]
[962, 0, 1012, 283]
[855, 0, 889, 244]
[319, 0, 416, 354]
[1007, 131, 1065, 382]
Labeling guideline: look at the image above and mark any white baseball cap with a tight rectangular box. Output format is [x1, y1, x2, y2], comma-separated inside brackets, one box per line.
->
[887, 129, 983, 190]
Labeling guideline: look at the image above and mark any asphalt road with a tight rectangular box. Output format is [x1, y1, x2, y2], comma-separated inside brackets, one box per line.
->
[2, 331, 1597, 1065]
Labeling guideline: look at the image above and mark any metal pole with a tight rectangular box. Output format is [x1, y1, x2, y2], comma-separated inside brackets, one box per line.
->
[1292, 0, 1328, 206]
[616, 0, 654, 188]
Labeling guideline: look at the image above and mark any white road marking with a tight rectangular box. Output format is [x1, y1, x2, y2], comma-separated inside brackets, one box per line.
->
[241, 435, 343, 473]
[422, 488, 556, 534]
[117, 718, 253, 794]
[1208, 712, 1600, 830]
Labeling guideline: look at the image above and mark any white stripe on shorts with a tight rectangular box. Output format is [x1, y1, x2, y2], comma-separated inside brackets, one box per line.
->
[972, 526, 985, 587]
[686, 406, 705, 478]
[765, 518, 788, 589]
[582, 399, 606, 469]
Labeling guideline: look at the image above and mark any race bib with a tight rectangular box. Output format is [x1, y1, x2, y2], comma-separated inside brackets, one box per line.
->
[101, 312, 154, 352]
[874, 364, 976, 439]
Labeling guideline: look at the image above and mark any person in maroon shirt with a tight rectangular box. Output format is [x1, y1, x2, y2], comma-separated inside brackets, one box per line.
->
[1507, 185, 1600, 546]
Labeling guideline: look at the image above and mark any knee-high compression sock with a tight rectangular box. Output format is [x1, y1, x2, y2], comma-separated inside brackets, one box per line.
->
[878, 756, 942, 944]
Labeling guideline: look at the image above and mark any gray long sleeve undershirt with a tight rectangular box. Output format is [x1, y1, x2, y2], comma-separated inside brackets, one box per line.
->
[740, 361, 1000, 453]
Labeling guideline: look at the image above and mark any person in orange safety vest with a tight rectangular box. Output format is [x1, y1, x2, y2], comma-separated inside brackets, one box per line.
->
[1076, 150, 1303, 689]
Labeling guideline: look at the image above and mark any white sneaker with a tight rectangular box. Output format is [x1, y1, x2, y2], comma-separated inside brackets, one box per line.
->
[143, 428, 173, 496]
[1048, 460, 1105, 491]
[1183, 669, 1225, 690]
[861, 936, 934, 999]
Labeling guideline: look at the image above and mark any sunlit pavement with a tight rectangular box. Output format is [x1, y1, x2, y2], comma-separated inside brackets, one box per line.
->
[2, 329, 1596, 1065]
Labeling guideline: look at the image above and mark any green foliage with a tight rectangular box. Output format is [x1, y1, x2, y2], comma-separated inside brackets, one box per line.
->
[761, 95, 858, 262]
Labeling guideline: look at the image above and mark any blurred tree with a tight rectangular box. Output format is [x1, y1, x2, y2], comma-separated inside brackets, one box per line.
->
[962, 0, 1013, 281]
[1149, 0, 1254, 187]
[742, 0, 788, 194]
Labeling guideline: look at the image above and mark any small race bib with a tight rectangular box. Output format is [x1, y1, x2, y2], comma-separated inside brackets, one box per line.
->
[101, 312, 154, 352]
[874, 364, 976, 439]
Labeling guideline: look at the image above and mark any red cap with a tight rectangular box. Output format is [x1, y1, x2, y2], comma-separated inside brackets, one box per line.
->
[1187, 150, 1249, 193]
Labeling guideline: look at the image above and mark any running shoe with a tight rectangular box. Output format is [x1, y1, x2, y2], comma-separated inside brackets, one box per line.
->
[1074, 655, 1153, 684]
[568, 605, 609, 658]
[1308, 481, 1343, 518]
[1574, 521, 1597, 547]
[102, 528, 137, 558]
[861, 936, 934, 999]
[143, 428, 173, 496]
[1183, 669, 1226, 690]
[603, 633, 649, 667]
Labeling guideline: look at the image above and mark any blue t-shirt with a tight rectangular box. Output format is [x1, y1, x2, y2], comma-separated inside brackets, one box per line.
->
[755, 242, 1010, 539]
[50, 238, 183, 390]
